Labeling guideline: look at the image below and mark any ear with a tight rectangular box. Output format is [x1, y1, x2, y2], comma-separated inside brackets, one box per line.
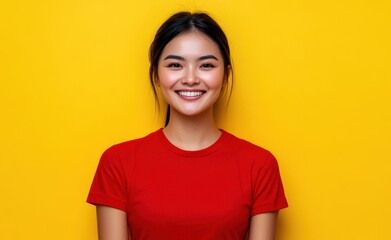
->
[153, 69, 160, 86]
[223, 65, 232, 87]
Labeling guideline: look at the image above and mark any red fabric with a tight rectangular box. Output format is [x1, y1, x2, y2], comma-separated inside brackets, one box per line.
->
[87, 129, 288, 240]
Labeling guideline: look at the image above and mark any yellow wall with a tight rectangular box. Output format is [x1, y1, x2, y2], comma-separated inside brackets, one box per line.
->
[1, 0, 390, 239]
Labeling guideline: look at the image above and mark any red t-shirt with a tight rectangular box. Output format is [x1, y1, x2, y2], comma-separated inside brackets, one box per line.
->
[87, 129, 288, 240]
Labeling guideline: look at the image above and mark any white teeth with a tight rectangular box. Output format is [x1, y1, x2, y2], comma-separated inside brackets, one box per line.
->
[177, 91, 204, 97]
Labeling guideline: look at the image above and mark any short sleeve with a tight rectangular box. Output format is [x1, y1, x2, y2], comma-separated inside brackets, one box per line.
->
[87, 147, 128, 212]
[251, 152, 288, 216]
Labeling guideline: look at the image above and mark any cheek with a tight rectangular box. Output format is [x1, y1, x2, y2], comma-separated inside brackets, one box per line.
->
[157, 70, 174, 87]
[157, 69, 179, 88]
[200, 70, 225, 89]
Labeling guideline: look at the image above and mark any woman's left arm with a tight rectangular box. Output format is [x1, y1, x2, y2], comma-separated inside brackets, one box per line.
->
[248, 211, 279, 240]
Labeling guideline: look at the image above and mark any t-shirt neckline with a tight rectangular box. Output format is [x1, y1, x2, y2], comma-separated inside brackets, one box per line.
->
[156, 128, 230, 158]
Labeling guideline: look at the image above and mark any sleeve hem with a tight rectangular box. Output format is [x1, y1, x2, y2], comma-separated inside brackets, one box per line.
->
[251, 199, 288, 216]
[87, 193, 127, 212]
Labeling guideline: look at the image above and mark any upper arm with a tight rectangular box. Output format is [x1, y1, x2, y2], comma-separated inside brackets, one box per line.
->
[96, 205, 130, 240]
[248, 211, 278, 240]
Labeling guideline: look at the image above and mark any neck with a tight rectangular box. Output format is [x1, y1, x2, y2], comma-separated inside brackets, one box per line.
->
[163, 108, 221, 151]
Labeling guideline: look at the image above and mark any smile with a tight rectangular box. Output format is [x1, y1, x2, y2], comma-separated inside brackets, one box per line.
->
[176, 91, 206, 97]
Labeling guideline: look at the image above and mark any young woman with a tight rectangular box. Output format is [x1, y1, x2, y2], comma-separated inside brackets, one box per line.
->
[87, 11, 288, 240]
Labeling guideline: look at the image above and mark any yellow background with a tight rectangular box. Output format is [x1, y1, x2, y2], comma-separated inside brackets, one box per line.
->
[1, 0, 390, 239]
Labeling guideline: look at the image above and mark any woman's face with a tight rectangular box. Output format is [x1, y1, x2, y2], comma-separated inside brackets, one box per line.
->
[157, 31, 225, 118]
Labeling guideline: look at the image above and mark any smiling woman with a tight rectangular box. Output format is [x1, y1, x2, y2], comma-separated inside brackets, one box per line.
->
[87, 12, 288, 240]
[157, 31, 225, 122]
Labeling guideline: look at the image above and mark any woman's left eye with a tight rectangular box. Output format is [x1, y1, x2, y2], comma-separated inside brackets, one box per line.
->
[201, 63, 214, 68]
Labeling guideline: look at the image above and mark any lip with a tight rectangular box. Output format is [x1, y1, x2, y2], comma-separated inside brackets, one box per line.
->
[175, 90, 206, 100]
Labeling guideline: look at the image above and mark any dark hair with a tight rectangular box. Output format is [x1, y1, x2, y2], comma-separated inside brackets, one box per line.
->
[149, 11, 233, 126]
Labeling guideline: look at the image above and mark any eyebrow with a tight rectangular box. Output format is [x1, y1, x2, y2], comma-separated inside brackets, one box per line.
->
[163, 54, 218, 61]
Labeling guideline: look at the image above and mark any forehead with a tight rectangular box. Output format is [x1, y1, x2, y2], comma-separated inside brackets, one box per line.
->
[161, 31, 221, 58]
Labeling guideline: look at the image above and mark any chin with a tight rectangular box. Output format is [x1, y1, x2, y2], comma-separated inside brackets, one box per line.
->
[173, 106, 213, 117]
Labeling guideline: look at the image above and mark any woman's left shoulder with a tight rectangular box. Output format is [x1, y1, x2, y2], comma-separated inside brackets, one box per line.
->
[222, 130, 278, 165]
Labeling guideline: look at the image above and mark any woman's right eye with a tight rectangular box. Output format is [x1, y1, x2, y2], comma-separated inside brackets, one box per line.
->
[168, 63, 182, 68]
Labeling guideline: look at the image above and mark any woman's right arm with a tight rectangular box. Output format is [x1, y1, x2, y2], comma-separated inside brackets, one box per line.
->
[96, 205, 130, 240]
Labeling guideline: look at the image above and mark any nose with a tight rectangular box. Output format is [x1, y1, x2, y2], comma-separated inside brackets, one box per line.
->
[181, 67, 200, 85]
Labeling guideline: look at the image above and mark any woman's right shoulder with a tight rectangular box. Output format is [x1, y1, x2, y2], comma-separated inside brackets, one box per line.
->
[100, 128, 162, 160]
